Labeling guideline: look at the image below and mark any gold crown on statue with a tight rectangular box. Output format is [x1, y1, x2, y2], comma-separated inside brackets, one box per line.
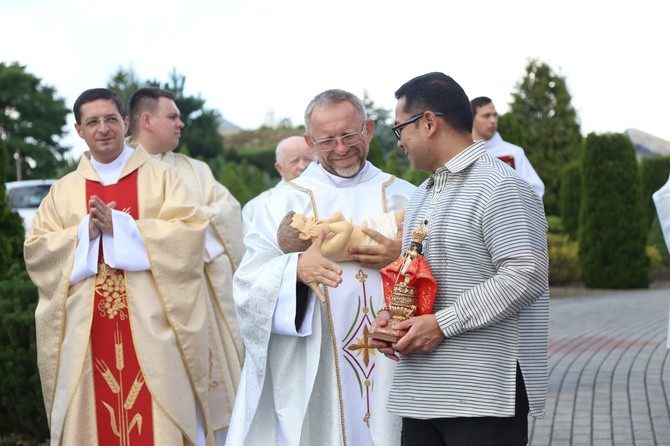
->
[411, 223, 427, 243]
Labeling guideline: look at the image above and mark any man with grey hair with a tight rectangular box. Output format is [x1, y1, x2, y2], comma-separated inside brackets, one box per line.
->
[227, 89, 416, 446]
[241, 135, 315, 233]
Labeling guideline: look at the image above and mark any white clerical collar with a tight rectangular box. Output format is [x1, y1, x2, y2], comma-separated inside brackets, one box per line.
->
[321, 161, 369, 188]
[89, 145, 134, 185]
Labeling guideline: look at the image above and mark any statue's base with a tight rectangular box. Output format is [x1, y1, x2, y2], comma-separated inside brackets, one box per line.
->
[370, 323, 407, 343]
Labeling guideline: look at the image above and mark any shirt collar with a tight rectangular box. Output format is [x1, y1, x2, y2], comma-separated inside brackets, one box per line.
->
[427, 140, 486, 188]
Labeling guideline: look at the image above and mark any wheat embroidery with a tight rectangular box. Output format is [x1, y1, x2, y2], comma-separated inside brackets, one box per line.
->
[95, 325, 145, 445]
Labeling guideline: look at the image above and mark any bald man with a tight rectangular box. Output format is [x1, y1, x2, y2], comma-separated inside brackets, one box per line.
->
[241, 136, 316, 233]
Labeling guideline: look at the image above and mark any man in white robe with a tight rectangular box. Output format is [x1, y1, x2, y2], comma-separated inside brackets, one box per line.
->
[127, 87, 246, 444]
[24, 88, 214, 445]
[242, 136, 315, 233]
[471, 96, 545, 198]
[226, 89, 416, 446]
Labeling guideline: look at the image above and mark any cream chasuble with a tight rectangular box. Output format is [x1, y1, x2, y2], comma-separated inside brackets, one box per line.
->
[25, 147, 214, 445]
[141, 146, 246, 433]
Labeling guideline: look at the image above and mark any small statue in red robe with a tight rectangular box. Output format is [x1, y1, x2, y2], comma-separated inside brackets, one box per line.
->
[372, 222, 437, 342]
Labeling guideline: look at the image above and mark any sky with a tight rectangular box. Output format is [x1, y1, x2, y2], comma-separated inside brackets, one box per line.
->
[3, 0, 669, 158]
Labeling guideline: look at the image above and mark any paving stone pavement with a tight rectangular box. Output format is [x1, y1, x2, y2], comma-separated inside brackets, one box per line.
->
[529, 288, 670, 445]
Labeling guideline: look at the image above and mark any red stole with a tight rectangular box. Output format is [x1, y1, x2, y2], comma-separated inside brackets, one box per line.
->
[87, 170, 154, 445]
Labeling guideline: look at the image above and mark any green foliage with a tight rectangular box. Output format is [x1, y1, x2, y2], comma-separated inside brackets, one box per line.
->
[373, 150, 430, 187]
[0, 62, 70, 181]
[646, 245, 663, 271]
[107, 67, 223, 161]
[367, 136, 385, 168]
[399, 165, 431, 186]
[0, 264, 48, 442]
[546, 216, 581, 285]
[215, 158, 268, 207]
[504, 59, 583, 216]
[548, 232, 581, 285]
[0, 140, 45, 441]
[165, 70, 224, 160]
[647, 214, 670, 267]
[579, 133, 650, 288]
[364, 92, 398, 159]
[223, 127, 306, 178]
[0, 141, 27, 277]
[497, 112, 528, 149]
[364, 90, 422, 181]
[106, 65, 146, 107]
[546, 215, 565, 233]
[560, 160, 582, 240]
[640, 155, 670, 229]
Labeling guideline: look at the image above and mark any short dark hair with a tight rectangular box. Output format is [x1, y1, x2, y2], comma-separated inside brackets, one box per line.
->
[73, 88, 125, 124]
[277, 211, 312, 253]
[128, 87, 176, 135]
[470, 96, 493, 117]
[395, 72, 473, 135]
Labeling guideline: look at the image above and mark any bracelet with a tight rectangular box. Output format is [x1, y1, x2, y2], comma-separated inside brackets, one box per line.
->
[377, 308, 391, 316]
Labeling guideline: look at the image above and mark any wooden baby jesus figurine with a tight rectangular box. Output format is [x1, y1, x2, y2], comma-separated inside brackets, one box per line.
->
[277, 209, 404, 262]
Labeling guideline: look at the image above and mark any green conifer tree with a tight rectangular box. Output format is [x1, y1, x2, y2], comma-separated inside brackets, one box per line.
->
[579, 133, 650, 288]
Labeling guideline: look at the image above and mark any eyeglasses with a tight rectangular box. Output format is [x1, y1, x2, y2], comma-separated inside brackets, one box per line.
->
[311, 123, 366, 152]
[82, 114, 123, 129]
[392, 112, 444, 140]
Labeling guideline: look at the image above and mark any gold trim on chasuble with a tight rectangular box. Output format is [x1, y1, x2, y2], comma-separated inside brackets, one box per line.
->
[288, 175, 396, 446]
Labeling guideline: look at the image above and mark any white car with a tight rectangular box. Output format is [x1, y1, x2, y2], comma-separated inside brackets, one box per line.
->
[6, 179, 56, 230]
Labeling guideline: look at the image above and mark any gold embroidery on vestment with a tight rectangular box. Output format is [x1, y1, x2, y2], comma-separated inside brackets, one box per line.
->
[95, 265, 128, 320]
[94, 326, 146, 442]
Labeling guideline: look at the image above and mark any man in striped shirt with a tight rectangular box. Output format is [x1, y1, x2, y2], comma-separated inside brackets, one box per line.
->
[371, 72, 549, 446]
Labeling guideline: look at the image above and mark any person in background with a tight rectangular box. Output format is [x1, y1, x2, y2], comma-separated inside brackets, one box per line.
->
[227, 88, 416, 446]
[127, 86, 245, 444]
[25, 88, 215, 445]
[470, 96, 545, 198]
[372, 73, 549, 446]
[241, 135, 315, 233]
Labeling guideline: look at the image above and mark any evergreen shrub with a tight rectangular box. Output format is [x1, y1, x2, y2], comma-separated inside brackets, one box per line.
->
[579, 133, 650, 288]
[0, 265, 48, 443]
[560, 161, 582, 241]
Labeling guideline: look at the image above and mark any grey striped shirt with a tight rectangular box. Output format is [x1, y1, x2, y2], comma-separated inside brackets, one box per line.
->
[387, 141, 549, 419]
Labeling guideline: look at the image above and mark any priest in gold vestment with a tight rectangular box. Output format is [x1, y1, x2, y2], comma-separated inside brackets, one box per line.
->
[24, 88, 215, 445]
[127, 87, 245, 444]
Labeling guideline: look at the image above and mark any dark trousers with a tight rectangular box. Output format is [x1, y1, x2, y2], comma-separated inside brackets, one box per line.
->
[401, 364, 529, 446]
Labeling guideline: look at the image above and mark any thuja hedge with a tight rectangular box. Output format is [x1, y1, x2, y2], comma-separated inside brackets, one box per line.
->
[560, 160, 582, 242]
[579, 133, 650, 288]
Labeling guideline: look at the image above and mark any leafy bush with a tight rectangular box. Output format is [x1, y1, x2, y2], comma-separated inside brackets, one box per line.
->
[0, 265, 48, 443]
[546, 215, 564, 234]
[548, 232, 580, 285]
